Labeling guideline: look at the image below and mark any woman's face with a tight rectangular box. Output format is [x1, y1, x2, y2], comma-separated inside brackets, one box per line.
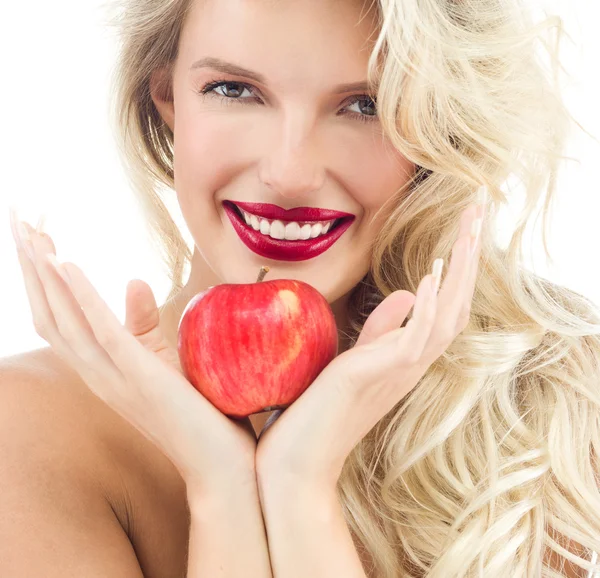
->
[152, 0, 414, 324]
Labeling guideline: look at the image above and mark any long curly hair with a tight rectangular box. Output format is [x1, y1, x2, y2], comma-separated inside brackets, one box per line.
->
[101, 0, 600, 575]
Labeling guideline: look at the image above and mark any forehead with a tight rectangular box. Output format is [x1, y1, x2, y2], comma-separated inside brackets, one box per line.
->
[179, 0, 381, 82]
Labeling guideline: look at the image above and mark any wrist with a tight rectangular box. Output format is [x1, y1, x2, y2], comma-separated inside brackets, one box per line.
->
[257, 468, 338, 505]
[187, 480, 259, 515]
[257, 474, 340, 529]
[186, 462, 259, 507]
[257, 461, 338, 495]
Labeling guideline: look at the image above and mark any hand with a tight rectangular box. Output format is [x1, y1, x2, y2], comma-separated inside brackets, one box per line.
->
[255, 201, 485, 489]
[9, 210, 258, 496]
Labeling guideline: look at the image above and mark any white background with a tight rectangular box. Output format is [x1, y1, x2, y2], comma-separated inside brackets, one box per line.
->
[1, 1, 599, 359]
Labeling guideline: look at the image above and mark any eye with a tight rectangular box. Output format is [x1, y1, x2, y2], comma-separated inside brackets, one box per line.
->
[198, 79, 379, 123]
[340, 95, 378, 123]
[199, 80, 261, 102]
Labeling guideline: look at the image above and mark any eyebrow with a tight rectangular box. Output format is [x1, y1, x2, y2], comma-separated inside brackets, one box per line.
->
[189, 57, 378, 94]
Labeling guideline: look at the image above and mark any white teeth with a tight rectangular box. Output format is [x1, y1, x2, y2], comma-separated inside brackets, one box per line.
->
[240, 209, 337, 241]
[284, 222, 301, 240]
[310, 223, 323, 238]
[259, 219, 270, 235]
[270, 220, 285, 240]
[299, 224, 312, 240]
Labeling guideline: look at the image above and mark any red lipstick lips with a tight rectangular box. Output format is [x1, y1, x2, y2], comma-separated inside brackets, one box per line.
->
[223, 201, 355, 262]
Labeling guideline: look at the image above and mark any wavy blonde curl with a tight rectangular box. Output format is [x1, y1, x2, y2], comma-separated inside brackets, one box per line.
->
[101, 0, 600, 575]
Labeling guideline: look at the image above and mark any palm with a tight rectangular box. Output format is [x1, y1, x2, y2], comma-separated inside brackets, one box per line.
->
[256, 288, 418, 442]
[126, 281, 258, 453]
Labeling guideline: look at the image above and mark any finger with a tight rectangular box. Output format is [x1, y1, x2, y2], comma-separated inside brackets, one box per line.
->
[436, 204, 479, 310]
[354, 290, 416, 349]
[355, 204, 478, 354]
[415, 206, 477, 361]
[124, 279, 183, 372]
[55, 257, 175, 387]
[369, 205, 478, 365]
[11, 216, 75, 363]
[29, 227, 94, 339]
[56, 258, 230, 427]
[396, 268, 440, 362]
[28, 230, 124, 388]
[125, 279, 161, 337]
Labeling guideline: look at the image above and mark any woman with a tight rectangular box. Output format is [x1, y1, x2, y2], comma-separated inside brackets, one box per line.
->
[4, 0, 600, 576]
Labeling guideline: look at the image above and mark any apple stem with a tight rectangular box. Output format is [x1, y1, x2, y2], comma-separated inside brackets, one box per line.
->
[257, 266, 270, 283]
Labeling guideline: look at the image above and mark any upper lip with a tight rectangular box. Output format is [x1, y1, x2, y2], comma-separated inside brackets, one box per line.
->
[225, 201, 355, 223]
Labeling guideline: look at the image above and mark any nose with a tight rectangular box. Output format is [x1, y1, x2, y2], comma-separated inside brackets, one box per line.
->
[258, 116, 326, 199]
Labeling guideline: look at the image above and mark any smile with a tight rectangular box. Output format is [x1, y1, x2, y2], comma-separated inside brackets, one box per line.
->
[223, 201, 355, 262]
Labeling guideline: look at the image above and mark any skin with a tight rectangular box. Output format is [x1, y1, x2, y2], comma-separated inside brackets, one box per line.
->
[150, 0, 415, 434]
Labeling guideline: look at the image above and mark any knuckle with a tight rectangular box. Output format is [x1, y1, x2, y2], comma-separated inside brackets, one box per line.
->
[32, 317, 51, 338]
[57, 322, 79, 344]
[456, 308, 472, 330]
[96, 329, 117, 350]
[72, 342, 99, 368]
[432, 328, 454, 349]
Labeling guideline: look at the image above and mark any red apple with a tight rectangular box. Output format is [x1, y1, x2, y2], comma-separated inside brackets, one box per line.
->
[177, 267, 339, 419]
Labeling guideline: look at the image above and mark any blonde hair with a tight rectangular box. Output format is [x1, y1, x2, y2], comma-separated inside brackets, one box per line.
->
[102, 0, 600, 575]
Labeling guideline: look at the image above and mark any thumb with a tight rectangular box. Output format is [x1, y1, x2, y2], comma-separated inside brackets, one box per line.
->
[354, 290, 416, 349]
[124, 279, 160, 337]
[124, 280, 181, 371]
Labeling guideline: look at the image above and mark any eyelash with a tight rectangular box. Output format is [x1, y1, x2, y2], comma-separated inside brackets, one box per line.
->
[197, 79, 379, 124]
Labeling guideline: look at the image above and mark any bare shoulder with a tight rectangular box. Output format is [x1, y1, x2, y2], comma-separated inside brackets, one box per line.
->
[0, 346, 134, 494]
[1, 346, 116, 424]
[0, 346, 117, 479]
[0, 347, 190, 577]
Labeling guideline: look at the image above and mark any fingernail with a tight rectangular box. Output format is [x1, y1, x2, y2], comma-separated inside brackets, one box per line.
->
[431, 258, 444, 294]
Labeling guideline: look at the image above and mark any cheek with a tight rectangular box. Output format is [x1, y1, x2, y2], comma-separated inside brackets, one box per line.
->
[339, 137, 414, 212]
[173, 113, 241, 195]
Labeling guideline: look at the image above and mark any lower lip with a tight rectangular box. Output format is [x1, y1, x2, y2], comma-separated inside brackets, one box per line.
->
[223, 202, 354, 262]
